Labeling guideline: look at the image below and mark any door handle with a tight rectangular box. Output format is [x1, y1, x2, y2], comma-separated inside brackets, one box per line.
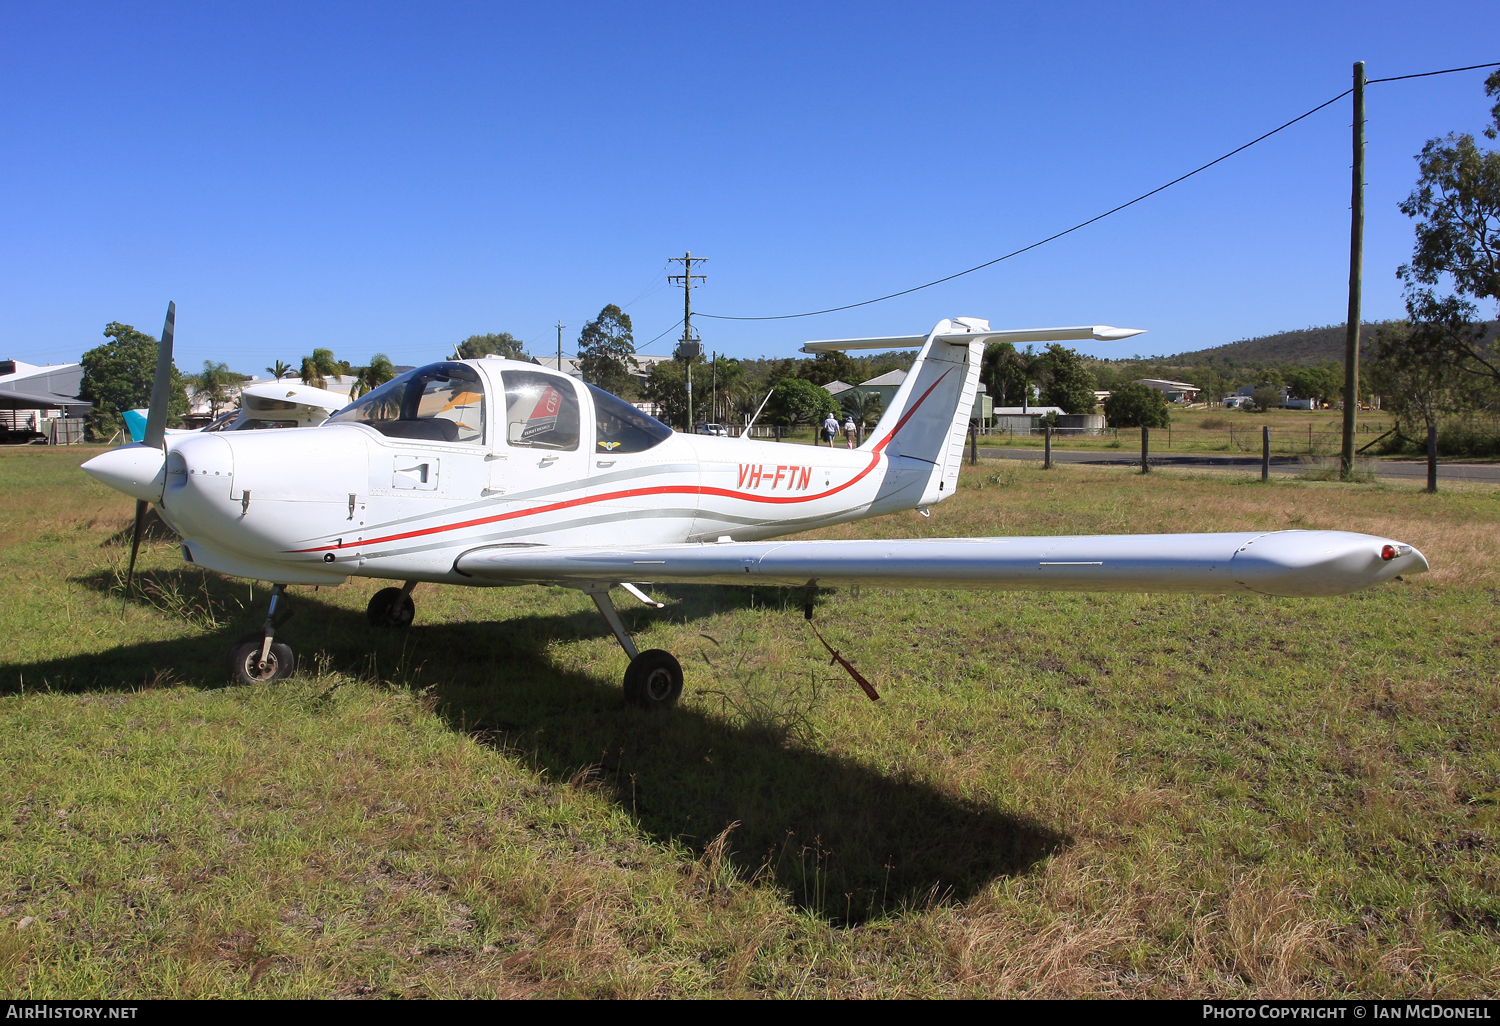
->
[538, 455, 558, 467]
[595, 460, 616, 468]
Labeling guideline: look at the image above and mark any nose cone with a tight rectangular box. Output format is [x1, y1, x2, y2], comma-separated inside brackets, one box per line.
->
[81, 443, 166, 503]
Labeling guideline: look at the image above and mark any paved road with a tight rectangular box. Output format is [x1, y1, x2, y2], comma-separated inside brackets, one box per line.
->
[978, 447, 1500, 484]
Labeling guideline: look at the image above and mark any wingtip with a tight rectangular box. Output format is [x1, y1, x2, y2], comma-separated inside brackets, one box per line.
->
[1093, 326, 1147, 340]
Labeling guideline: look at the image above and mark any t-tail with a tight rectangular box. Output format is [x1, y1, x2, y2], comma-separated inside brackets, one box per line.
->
[801, 318, 1147, 506]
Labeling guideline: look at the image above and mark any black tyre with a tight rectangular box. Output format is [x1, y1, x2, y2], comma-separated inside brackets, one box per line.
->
[367, 587, 415, 628]
[228, 639, 296, 685]
[623, 649, 683, 709]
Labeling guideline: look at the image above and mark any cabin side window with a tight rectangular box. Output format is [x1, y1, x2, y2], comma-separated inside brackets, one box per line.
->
[589, 385, 672, 453]
[501, 371, 580, 451]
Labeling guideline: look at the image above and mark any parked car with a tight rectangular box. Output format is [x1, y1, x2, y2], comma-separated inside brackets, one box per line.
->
[698, 423, 728, 436]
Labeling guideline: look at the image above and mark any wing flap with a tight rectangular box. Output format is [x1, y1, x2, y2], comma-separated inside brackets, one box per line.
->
[454, 531, 1427, 598]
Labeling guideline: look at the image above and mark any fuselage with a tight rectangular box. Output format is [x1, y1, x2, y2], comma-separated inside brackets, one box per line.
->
[103, 358, 937, 588]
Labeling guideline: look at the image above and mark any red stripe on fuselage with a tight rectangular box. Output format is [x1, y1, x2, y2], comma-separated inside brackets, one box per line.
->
[287, 369, 952, 553]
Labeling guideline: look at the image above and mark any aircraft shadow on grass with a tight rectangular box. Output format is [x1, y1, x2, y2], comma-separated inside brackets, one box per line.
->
[15, 567, 1069, 924]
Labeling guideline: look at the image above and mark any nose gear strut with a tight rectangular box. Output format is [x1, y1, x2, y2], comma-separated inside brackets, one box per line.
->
[228, 583, 297, 685]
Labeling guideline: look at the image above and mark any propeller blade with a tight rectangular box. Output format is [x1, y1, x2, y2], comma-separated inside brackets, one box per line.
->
[142, 301, 175, 449]
[125, 498, 147, 593]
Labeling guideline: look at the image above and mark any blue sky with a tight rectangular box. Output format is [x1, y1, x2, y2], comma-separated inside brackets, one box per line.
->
[2, 1, 1498, 374]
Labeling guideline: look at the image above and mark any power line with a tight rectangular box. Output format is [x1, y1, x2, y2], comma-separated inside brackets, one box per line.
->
[1368, 60, 1500, 84]
[634, 317, 684, 353]
[699, 60, 1500, 323]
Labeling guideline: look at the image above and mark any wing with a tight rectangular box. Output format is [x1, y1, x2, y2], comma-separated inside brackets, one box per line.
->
[455, 530, 1427, 599]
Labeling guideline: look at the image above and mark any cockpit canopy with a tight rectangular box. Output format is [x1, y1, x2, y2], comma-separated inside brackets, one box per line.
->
[327, 363, 485, 443]
[325, 360, 673, 453]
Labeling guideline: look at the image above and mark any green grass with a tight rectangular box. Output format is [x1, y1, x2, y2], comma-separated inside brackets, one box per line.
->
[978, 407, 1407, 457]
[2, 444, 1499, 997]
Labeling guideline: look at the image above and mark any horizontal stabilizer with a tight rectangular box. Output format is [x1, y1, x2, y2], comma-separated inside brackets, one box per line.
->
[456, 530, 1426, 599]
[801, 324, 1145, 353]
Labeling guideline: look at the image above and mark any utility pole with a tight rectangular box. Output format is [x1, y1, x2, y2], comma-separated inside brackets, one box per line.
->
[668, 251, 707, 430]
[556, 321, 566, 375]
[1341, 60, 1366, 480]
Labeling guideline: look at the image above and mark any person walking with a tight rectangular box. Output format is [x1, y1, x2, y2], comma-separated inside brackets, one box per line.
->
[843, 415, 857, 449]
[821, 411, 839, 447]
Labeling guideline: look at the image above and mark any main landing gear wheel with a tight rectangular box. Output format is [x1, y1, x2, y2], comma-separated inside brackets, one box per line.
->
[624, 649, 683, 710]
[228, 633, 296, 685]
[367, 587, 415, 628]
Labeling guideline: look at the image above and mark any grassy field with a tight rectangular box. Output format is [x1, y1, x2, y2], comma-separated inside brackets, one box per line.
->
[2, 444, 1498, 998]
[760, 408, 1425, 460]
[977, 407, 1405, 457]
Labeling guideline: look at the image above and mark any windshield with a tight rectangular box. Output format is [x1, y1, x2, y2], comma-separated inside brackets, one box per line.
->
[589, 385, 672, 453]
[326, 363, 485, 443]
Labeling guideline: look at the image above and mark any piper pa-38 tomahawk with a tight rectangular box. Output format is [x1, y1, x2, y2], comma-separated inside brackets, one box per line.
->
[83, 304, 1428, 706]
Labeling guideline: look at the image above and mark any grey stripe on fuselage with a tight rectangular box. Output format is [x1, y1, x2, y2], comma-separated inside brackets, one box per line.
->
[357, 499, 875, 561]
[291, 461, 701, 547]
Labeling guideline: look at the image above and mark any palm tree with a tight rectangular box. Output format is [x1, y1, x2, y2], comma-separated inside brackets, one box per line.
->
[266, 360, 293, 380]
[349, 354, 397, 399]
[187, 361, 241, 420]
[840, 388, 884, 444]
[298, 348, 340, 390]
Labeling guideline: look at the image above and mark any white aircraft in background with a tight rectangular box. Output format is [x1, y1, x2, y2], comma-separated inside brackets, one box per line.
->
[83, 304, 1428, 706]
[123, 380, 349, 441]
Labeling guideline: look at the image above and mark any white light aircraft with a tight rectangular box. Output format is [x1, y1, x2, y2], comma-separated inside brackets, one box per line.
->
[83, 304, 1429, 706]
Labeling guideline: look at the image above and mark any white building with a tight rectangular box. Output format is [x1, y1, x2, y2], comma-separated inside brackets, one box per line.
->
[0, 360, 90, 442]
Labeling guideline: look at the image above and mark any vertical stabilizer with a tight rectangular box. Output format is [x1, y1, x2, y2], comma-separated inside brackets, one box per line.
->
[862, 318, 987, 506]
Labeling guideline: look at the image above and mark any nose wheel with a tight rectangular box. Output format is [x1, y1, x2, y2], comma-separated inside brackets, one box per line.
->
[229, 583, 296, 685]
[367, 582, 417, 628]
[229, 635, 296, 684]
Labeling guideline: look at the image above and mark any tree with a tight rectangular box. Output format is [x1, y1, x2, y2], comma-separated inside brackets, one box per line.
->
[797, 350, 858, 387]
[1370, 320, 1476, 491]
[765, 377, 840, 429]
[981, 342, 1029, 408]
[1393, 70, 1500, 392]
[186, 361, 249, 420]
[266, 360, 293, 380]
[642, 360, 689, 428]
[577, 305, 636, 396]
[1249, 385, 1284, 412]
[299, 349, 340, 390]
[1103, 382, 1171, 429]
[1036, 343, 1098, 414]
[78, 321, 189, 440]
[454, 333, 526, 361]
[839, 388, 883, 444]
[700, 354, 744, 425]
[349, 354, 397, 399]
[1284, 363, 1342, 405]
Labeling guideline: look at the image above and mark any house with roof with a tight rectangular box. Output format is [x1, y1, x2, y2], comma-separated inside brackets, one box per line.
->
[847, 368, 992, 424]
[0, 360, 91, 443]
[1135, 378, 1202, 403]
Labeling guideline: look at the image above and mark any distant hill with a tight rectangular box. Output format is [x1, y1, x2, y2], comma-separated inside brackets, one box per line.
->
[1163, 323, 1391, 367]
[1159, 320, 1498, 368]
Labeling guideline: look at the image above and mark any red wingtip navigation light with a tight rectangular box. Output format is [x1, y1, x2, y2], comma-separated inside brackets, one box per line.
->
[1381, 545, 1397, 561]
